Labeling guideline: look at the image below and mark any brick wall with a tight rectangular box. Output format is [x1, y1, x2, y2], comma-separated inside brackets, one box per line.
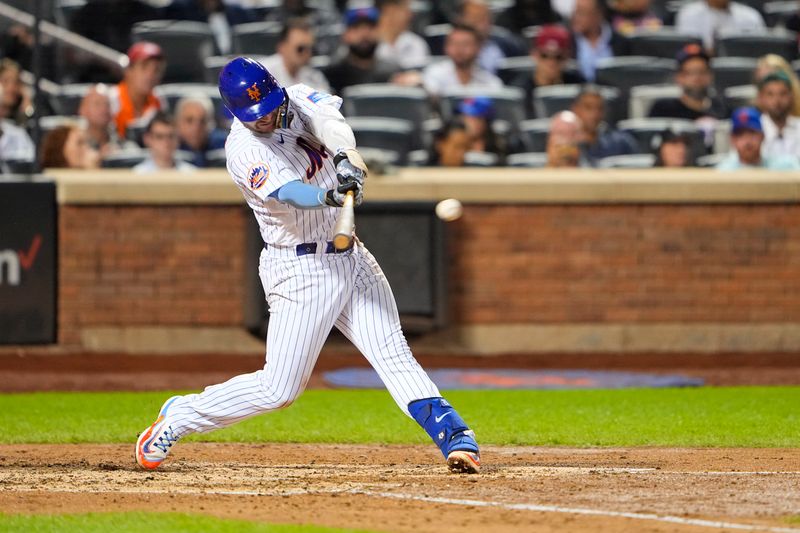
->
[59, 205, 247, 343]
[450, 204, 800, 324]
[58, 203, 800, 344]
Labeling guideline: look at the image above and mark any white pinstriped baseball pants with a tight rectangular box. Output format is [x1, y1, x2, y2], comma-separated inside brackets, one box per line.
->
[168, 241, 441, 438]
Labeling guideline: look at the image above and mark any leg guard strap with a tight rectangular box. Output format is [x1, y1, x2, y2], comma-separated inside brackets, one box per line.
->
[408, 397, 478, 458]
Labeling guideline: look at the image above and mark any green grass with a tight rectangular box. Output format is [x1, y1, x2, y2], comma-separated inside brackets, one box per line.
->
[1, 387, 799, 447]
[0, 512, 374, 532]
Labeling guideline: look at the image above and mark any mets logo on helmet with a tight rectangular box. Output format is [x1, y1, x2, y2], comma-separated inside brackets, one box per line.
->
[246, 82, 261, 102]
[247, 162, 270, 190]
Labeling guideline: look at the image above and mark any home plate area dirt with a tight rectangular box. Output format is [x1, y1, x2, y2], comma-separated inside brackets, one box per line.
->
[2, 444, 800, 532]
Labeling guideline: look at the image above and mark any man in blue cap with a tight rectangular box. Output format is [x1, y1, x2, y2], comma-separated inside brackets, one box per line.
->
[134, 57, 481, 475]
[717, 106, 800, 170]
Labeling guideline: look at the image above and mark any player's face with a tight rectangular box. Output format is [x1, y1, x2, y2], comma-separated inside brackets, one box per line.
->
[244, 108, 280, 134]
[758, 81, 793, 120]
[732, 129, 763, 165]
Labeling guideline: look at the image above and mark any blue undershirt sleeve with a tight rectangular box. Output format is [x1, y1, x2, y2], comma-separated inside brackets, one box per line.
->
[271, 180, 327, 209]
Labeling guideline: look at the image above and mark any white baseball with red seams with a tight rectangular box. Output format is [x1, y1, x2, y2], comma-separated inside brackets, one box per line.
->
[162, 84, 441, 437]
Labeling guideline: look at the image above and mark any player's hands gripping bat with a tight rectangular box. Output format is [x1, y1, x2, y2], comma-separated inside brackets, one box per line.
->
[327, 149, 367, 250]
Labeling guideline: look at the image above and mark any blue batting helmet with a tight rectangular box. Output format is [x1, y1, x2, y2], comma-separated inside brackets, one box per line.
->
[218, 57, 285, 122]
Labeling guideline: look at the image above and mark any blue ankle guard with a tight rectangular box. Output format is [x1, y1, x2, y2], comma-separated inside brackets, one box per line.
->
[408, 397, 479, 458]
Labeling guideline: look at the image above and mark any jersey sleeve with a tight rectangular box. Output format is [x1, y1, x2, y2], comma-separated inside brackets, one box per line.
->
[227, 139, 299, 202]
[287, 84, 356, 152]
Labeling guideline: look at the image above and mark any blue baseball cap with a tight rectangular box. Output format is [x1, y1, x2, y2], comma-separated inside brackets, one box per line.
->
[731, 107, 763, 134]
[458, 97, 495, 119]
[345, 7, 379, 27]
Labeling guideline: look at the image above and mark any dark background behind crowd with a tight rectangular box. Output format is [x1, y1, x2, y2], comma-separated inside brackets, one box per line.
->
[1, 0, 800, 172]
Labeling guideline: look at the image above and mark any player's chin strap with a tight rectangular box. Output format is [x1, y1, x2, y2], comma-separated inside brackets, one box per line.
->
[275, 88, 292, 130]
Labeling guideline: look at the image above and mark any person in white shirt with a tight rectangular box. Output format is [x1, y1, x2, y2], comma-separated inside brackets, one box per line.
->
[261, 19, 331, 93]
[757, 71, 800, 160]
[422, 23, 503, 98]
[375, 0, 430, 70]
[675, 0, 765, 52]
[134, 112, 196, 173]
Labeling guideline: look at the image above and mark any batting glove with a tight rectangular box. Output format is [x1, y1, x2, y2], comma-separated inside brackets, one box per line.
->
[334, 148, 367, 187]
[324, 179, 363, 207]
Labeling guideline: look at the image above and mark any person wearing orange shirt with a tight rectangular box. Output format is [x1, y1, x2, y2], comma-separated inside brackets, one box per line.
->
[109, 41, 166, 141]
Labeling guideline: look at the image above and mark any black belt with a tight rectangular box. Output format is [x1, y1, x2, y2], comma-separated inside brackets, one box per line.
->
[265, 241, 354, 256]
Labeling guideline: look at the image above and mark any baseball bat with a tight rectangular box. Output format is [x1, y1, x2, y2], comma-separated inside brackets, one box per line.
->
[332, 190, 355, 251]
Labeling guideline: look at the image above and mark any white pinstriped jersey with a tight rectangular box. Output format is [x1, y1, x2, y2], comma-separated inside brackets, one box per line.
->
[225, 84, 343, 246]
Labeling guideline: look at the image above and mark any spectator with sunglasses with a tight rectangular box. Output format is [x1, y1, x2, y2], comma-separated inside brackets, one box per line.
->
[134, 112, 196, 174]
[262, 19, 331, 93]
[510, 25, 585, 119]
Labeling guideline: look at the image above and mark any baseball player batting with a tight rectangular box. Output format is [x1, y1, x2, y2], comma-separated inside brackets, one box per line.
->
[135, 57, 480, 474]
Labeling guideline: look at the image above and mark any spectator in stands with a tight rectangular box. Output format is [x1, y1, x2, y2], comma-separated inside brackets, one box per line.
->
[110, 42, 166, 142]
[511, 25, 584, 118]
[653, 129, 694, 167]
[422, 23, 503, 98]
[429, 117, 472, 166]
[163, 0, 256, 55]
[717, 107, 800, 170]
[262, 19, 331, 92]
[756, 72, 800, 160]
[649, 44, 728, 149]
[0, 59, 31, 126]
[607, 0, 663, 36]
[571, 85, 639, 163]
[570, 0, 630, 82]
[40, 124, 100, 169]
[375, 0, 430, 70]
[174, 95, 228, 168]
[755, 54, 800, 117]
[459, 0, 525, 74]
[456, 97, 509, 163]
[79, 84, 127, 157]
[546, 110, 589, 167]
[675, 0, 764, 52]
[134, 113, 196, 173]
[0, 84, 34, 165]
[323, 7, 400, 95]
[497, 0, 561, 33]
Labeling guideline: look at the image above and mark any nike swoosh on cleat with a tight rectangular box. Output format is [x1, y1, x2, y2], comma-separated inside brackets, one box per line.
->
[434, 412, 452, 423]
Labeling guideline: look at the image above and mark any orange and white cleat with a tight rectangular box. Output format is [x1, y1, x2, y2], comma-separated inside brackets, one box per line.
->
[135, 395, 181, 470]
[447, 450, 481, 474]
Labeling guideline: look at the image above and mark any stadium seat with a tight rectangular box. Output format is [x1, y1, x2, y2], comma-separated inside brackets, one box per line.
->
[696, 153, 728, 168]
[723, 84, 757, 110]
[506, 152, 548, 168]
[618, 117, 705, 157]
[595, 56, 676, 93]
[423, 23, 452, 56]
[1, 159, 36, 174]
[498, 56, 582, 85]
[534, 84, 623, 123]
[314, 23, 344, 57]
[101, 148, 147, 168]
[155, 84, 224, 120]
[204, 148, 227, 168]
[440, 86, 527, 132]
[38, 115, 81, 132]
[628, 84, 682, 119]
[342, 84, 432, 132]
[204, 56, 231, 85]
[50, 83, 92, 116]
[628, 28, 702, 59]
[132, 20, 216, 83]
[716, 29, 798, 61]
[597, 154, 656, 168]
[764, 1, 799, 28]
[711, 57, 759, 95]
[463, 151, 499, 167]
[519, 119, 551, 153]
[232, 21, 283, 56]
[347, 117, 415, 165]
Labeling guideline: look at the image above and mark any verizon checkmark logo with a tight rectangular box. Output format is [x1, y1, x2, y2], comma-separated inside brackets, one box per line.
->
[0, 234, 42, 286]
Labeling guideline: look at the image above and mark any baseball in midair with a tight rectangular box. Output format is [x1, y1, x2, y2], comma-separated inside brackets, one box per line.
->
[435, 198, 463, 221]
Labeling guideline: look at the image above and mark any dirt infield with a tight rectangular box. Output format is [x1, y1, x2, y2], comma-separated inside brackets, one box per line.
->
[2, 444, 800, 532]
